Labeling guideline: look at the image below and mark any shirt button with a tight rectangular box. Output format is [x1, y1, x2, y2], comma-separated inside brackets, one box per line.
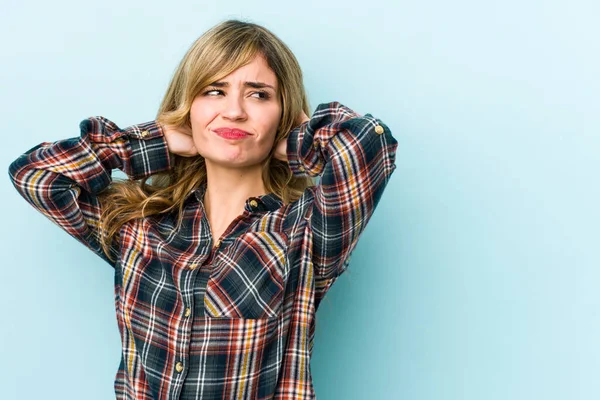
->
[374, 125, 384, 135]
[313, 140, 320, 149]
[184, 308, 191, 317]
[249, 199, 258, 208]
[175, 362, 184, 373]
[214, 239, 222, 248]
[298, 165, 305, 172]
[140, 130, 150, 137]
[189, 263, 198, 270]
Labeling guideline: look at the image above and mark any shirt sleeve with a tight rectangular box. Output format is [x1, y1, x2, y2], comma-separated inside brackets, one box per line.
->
[286, 101, 398, 280]
[7, 116, 172, 267]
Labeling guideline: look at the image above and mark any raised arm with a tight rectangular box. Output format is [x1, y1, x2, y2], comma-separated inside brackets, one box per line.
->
[7, 117, 172, 267]
[286, 102, 398, 280]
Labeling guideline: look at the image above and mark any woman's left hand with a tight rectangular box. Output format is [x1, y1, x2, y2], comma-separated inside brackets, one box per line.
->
[274, 110, 310, 162]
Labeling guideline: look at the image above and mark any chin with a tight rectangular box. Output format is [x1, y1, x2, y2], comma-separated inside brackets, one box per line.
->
[205, 157, 253, 169]
[210, 151, 270, 167]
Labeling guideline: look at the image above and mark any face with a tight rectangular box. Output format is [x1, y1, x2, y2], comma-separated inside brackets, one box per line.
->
[189, 54, 282, 169]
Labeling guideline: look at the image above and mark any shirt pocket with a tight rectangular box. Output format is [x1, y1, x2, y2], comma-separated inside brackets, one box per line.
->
[204, 231, 289, 320]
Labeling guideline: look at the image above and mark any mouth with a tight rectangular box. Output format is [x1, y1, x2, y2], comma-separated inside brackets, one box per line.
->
[212, 127, 251, 140]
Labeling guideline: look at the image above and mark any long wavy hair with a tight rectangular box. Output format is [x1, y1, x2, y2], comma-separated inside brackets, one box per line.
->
[97, 19, 315, 261]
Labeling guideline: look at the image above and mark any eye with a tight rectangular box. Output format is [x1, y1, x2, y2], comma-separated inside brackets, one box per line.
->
[251, 90, 271, 100]
[204, 89, 223, 96]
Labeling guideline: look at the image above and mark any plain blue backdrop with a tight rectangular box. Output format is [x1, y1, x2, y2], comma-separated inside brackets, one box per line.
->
[1, 0, 598, 399]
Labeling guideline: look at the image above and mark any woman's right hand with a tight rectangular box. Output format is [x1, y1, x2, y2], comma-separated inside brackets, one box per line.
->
[161, 123, 198, 157]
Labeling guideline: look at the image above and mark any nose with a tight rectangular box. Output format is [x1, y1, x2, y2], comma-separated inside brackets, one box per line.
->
[221, 91, 247, 121]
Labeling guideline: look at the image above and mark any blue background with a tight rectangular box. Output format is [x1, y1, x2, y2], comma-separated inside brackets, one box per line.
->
[1, 0, 598, 399]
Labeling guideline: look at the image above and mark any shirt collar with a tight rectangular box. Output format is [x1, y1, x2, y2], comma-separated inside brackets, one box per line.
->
[185, 182, 284, 212]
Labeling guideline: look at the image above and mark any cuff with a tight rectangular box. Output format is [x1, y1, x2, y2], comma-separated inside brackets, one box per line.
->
[286, 120, 321, 176]
[127, 120, 172, 180]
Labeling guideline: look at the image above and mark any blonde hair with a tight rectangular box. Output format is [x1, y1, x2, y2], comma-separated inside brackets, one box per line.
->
[97, 19, 314, 261]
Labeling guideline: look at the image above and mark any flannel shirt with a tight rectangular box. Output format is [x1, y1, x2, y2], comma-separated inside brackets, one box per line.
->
[8, 101, 398, 399]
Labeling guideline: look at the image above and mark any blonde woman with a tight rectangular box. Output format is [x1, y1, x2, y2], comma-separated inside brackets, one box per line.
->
[9, 19, 398, 400]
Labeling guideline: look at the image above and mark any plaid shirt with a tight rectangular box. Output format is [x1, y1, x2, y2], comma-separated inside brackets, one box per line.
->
[8, 102, 398, 399]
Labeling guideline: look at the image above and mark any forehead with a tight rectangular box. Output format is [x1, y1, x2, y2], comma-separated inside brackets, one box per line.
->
[220, 55, 278, 87]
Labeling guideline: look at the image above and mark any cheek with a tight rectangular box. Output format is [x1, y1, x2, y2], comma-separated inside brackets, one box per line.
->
[189, 100, 215, 130]
[259, 108, 282, 140]
[257, 122, 279, 152]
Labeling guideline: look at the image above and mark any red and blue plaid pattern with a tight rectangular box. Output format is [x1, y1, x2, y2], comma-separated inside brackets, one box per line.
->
[8, 102, 398, 399]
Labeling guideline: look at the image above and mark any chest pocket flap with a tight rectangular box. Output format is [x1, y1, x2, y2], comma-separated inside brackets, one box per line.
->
[204, 231, 289, 319]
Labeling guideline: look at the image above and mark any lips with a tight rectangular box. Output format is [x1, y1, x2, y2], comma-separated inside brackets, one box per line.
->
[213, 127, 251, 140]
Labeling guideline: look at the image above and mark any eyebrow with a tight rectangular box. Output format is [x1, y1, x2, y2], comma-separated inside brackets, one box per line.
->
[209, 81, 276, 91]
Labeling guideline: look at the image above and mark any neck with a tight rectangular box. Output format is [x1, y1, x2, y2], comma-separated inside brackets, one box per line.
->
[202, 161, 267, 234]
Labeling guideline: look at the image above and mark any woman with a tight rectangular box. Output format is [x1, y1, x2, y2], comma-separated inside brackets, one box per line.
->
[9, 19, 398, 400]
